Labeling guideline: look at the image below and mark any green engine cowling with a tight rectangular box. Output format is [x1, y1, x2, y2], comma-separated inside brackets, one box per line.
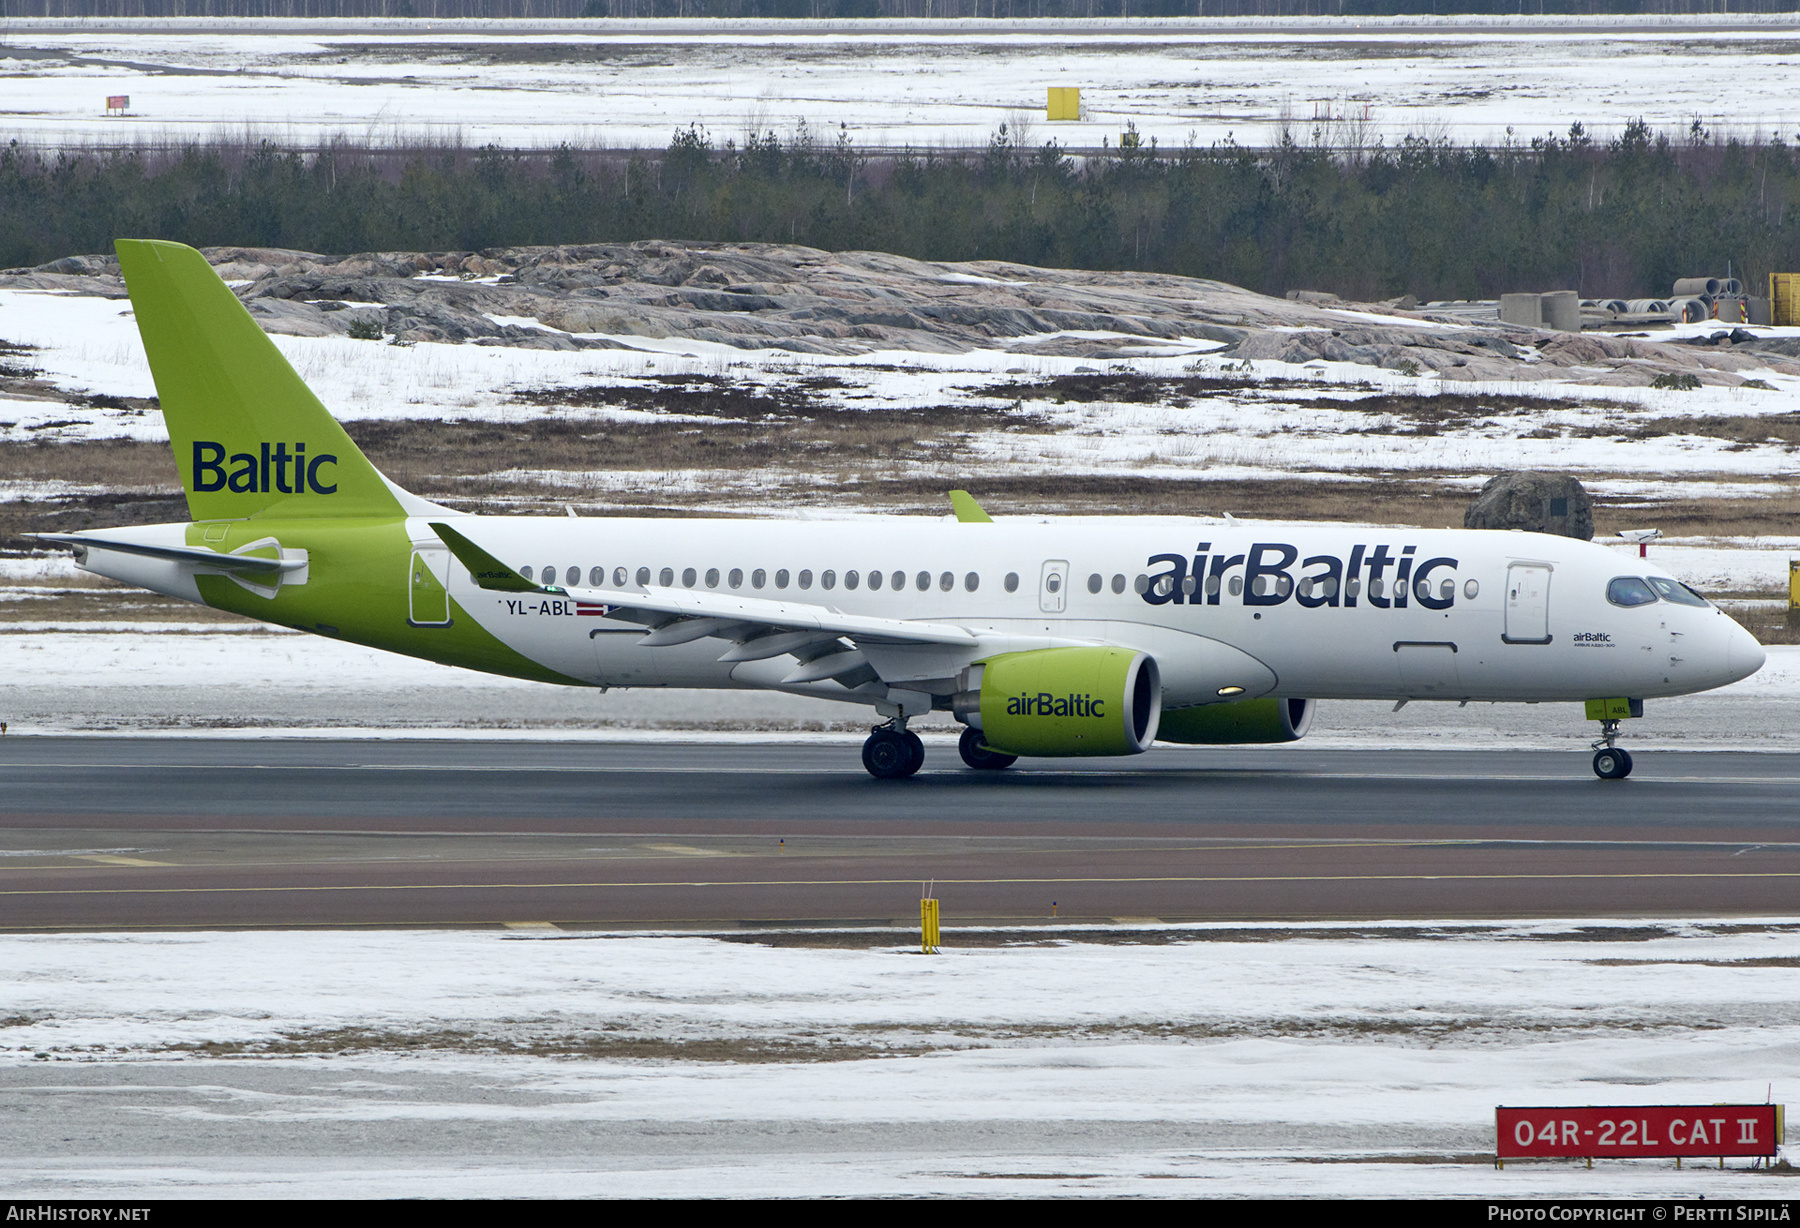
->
[1157, 698, 1315, 744]
[954, 647, 1162, 757]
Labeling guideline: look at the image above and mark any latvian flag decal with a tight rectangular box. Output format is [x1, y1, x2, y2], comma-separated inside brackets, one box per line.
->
[576, 601, 614, 617]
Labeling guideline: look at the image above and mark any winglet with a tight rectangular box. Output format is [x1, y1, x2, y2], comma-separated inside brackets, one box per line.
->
[430, 521, 539, 592]
[948, 490, 994, 523]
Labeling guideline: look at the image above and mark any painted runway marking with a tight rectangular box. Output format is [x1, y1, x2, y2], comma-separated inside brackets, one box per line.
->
[5, 870, 1800, 897]
[9, 838, 1800, 869]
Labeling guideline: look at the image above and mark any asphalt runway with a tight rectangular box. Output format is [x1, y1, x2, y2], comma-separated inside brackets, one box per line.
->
[4, 737, 1800, 930]
[24, 18, 1794, 36]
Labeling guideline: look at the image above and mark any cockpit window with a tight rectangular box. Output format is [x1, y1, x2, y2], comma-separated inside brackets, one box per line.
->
[1606, 576, 1658, 607]
[1647, 576, 1710, 608]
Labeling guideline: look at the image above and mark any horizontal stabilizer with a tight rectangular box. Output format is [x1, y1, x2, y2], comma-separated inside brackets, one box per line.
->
[31, 533, 305, 574]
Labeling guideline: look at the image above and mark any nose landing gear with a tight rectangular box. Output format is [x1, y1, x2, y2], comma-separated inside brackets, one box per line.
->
[1591, 719, 1634, 780]
[862, 720, 925, 779]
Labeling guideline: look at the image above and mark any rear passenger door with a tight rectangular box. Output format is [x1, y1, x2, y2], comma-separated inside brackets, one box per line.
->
[408, 546, 452, 627]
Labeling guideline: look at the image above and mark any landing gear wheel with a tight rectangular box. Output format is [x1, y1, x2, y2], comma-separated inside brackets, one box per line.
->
[1592, 747, 1634, 780]
[959, 727, 1017, 771]
[862, 728, 921, 779]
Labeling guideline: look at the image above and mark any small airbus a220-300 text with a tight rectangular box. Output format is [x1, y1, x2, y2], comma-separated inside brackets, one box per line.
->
[38, 241, 1765, 778]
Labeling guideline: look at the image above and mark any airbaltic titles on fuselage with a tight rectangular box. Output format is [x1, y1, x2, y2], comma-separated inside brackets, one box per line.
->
[492, 539, 1462, 618]
[1141, 541, 1461, 610]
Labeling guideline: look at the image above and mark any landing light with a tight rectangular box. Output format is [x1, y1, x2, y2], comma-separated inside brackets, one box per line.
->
[1217, 685, 1245, 697]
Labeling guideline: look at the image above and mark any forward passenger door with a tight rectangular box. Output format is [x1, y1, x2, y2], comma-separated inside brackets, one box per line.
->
[1503, 563, 1552, 645]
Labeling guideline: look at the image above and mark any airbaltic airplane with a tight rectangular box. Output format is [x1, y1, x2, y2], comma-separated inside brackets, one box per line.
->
[38, 241, 1766, 779]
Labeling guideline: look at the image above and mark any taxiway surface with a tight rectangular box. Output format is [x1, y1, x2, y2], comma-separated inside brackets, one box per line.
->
[4, 737, 1799, 930]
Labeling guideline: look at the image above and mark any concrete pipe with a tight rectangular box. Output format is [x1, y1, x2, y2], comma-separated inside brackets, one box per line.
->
[1722, 277, 1743, 296]
[1672, 277, 1722, 297]
[1670, 297, 1709, 323]
[1626, 299, 1669, 314]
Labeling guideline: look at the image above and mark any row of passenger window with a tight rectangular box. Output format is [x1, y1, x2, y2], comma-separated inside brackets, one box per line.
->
[512, 562, 1478, 605]
[518, 564, 1007, 594]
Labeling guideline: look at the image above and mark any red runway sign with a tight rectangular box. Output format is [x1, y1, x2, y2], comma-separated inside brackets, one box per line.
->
[1497, 1104, 1782, 1159]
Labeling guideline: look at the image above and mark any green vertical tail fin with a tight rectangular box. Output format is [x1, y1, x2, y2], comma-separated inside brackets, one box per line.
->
[115, 239, 404, 522]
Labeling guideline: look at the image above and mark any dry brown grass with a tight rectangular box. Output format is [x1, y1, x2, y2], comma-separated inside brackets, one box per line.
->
[1599, 489, 1800, 539]
[982, 372, 1370, 405]
[172, 1026, 925, 1063]
[0, 588, 250, 624]
[0, 439, 178, 488]
[356, 402, 1039, 498]
[1615, 413, 1800, 448]
[0, 438, 184, 551]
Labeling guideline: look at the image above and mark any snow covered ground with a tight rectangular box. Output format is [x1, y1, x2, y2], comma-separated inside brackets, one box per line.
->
[0, 921, 1795, 1197]
[7, 285, 1800, 505]
[1, 16, 1799, 153]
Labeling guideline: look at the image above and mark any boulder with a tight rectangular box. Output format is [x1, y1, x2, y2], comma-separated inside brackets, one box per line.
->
[35, 255, 104, 276]
[1464, 472, 1594, 540]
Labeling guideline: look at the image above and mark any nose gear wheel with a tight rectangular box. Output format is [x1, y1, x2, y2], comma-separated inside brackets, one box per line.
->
[1590, 718, 1634, 780]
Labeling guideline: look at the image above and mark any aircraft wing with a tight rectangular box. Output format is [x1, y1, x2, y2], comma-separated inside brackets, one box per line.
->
[431, 521, 1028, 689]
[561, 583, 979, 649]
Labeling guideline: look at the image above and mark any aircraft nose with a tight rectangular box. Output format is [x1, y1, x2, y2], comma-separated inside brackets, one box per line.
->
[1726, 618, 1766, 683]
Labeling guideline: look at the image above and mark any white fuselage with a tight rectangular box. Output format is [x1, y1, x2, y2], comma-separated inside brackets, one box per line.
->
[394, 516, 1763, 708]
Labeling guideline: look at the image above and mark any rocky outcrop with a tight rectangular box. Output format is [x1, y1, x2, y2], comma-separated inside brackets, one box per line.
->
[1464, 472, 1595, 541]
[9, 240, 1798, 387]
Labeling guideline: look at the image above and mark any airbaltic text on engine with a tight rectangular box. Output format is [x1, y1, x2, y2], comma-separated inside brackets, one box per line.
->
[1008, 693, 1104, 717]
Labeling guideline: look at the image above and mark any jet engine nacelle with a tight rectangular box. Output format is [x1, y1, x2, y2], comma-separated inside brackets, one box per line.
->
[954, 647, 1162, 757]
[1157, 697, 1315, 744]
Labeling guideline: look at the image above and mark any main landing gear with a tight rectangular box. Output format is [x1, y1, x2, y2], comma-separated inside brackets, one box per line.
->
[862, 720, 925, 779]
[958, 727, 1017, 771]
[861, 723, 1022, 778]
[1591, 719, 1634, 780]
